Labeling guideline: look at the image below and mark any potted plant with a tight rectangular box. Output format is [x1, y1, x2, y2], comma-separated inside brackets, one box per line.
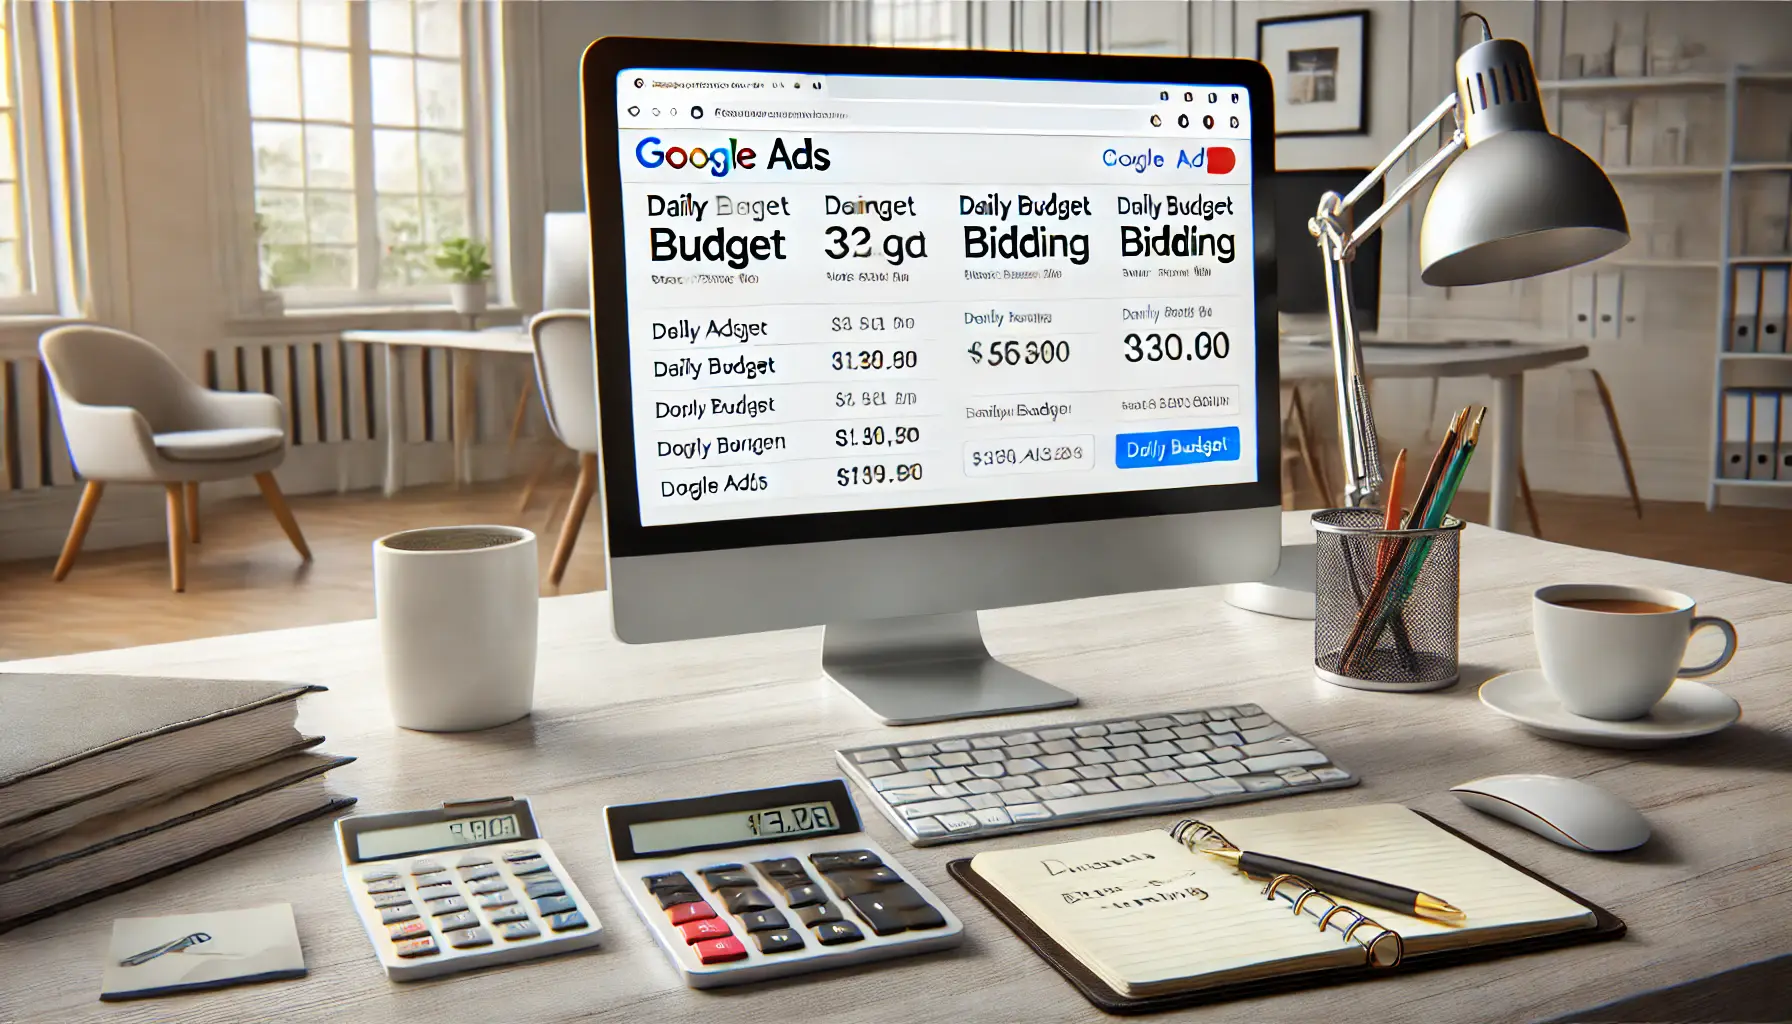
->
[435, 237, 492, 315]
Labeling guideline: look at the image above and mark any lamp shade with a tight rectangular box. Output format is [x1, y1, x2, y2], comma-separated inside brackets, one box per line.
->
[1418, 34, 1628, 287]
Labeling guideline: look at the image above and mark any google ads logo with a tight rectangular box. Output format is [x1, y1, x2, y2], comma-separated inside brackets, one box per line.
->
[634, 136, 832, 177]
[1102, 146, 1237, 175]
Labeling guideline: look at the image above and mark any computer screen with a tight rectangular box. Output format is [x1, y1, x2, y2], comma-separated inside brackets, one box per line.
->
[590, 47, 1275, 547]
[1273, 169, 1381, 333]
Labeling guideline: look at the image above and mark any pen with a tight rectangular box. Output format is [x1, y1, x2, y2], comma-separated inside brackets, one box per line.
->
[1199, 847, 1466, 923]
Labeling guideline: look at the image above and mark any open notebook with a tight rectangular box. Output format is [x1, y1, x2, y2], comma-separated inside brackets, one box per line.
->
[960, 804, 1610, 1004]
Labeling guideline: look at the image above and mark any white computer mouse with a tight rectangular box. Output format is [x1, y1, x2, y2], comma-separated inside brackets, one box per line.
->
[1450, 774, 1650, 852]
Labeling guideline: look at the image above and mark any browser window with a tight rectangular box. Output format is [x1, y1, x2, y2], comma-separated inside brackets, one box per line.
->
[614, 69, 1257, 528]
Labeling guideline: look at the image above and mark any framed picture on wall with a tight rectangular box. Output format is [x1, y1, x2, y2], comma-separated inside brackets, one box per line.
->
[1257, 9, 1370, 137]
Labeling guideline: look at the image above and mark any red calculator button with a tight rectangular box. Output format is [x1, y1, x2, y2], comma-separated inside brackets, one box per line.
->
[667, 900, 717, 926]
[694, 936, 748, 964]
[678, 918, 732, 943]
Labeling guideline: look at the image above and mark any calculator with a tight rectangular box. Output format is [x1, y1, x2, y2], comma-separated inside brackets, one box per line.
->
[336, 797, 603, 980]
[605, 780, 964, 988]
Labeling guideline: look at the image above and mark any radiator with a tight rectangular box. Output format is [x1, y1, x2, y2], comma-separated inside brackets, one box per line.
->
[0, 355, 76, 491]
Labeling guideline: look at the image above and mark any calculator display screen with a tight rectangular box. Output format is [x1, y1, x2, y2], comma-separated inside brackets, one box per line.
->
[356, 813, 523, 859]
[628, 801, 839, 854]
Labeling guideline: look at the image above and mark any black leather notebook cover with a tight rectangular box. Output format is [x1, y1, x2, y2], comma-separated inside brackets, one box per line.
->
[947, 811, 1626, 1015]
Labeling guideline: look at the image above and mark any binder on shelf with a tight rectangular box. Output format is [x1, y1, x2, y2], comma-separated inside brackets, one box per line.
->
[1570, 273, 1596, 342]
[1778, 394, 1792, 480]
[1731, 266, 1762, 353]
[1722, 390, 1750, 479]
[1595, 272, 1623, 339]
[1751, 391, 1782, 480]
[1761, 265, 1790, 354]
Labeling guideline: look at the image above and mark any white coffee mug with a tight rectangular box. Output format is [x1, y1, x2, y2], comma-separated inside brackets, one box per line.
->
[374, 525, 539, 732]
[1533, 583, 1738, 721]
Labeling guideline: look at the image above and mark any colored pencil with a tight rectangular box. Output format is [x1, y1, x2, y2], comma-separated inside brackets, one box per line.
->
[1376, 448, 1409, 575]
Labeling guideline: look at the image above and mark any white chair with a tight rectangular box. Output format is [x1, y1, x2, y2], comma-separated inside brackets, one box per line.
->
[528, 212, 599, 585]
[39, 325, 311, 592]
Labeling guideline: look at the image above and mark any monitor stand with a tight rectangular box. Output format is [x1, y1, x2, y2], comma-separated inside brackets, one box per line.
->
[821, 611, 1079, 726]
[1221, 542, 1317, 620]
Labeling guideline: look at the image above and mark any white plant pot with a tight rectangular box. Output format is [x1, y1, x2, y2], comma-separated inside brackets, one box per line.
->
[449, 280, 488, 316]
[374, 525, 538, 732]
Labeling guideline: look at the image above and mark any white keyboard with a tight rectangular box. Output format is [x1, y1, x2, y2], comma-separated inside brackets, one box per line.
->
[836, 705, 1357, 846]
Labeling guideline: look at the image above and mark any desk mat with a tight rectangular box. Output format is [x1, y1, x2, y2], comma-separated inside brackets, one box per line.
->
[947, 810, 1626, 1015]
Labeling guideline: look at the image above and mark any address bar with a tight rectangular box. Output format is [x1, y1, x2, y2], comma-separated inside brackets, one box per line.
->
[669, 99, 1191, 137]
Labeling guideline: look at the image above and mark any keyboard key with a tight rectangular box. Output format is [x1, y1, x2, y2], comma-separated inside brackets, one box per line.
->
[755, 857, 806, 877]
[932, 782, 971, 798]
[415, 883, 456, 901]
[969, 763, 1006, 778]
[388, 918, 430, 940]
[1178, 765, 1219, 782]
[1009, 804, 1053, 822]
[909, 817, 947, 838]
[1039, 739, 1077, 755]
[1174, 751, 1212, 767]
[656, 889, 703, 909]
[1140, 729, 1176, 743]
[425, 896, 469, 916]
[525, 879, 566, 900]
[964, 793, 1002, 809]
[1004, 757, 1044, 774]
[937, 767, 974, 784]
[1241, 735, 1317, 756]
[846, 893, 910, 935]
[1201, 778, 1247, 795]
[861, 761, 901, 779]
[1075, 750, 1115, 765]
[1209, 746, 1244, 763]
[668, 900, 717, 926]
[900, 797, 969, 819]
[1211, 732, 1245, 747]
[782, 884, 826, 908]
[536, 895, 578, 915]
[469, 878, 509, 896]
[678, 919, 733, 944]
[371, 891, 412, 909]
[361, 868, 399, 883]
[1172, 711, 1209, 724]
[1110, 760, 1147, 776]
[488, 905, 531, 925]
[964, 779, 1003, 794]
[935, 738, 971, 753]
[1240, 775, 1288, 792]
[365, 878, 406, 894]
[1034, 782, 1086, 800]
[409, 859, 445, 876]
[904, 903, 948, 930]
[1242, 750, 1330, 773]
[895, 743, 936, 757]
[461, 865, 500, 883]
[413, 872, 451, 889]
[1109, 745, 1146, 762]
[1080, 778, 1119, 793]
[645, 872, 692, 892]
[1032, 768, 1080, 786]
[811, 851, 882, 872]
[1007, 743, 1044, 758]
[1000, 789, 1038, 806]
[1107, 720, 1143, 733]
[937, 812, 979, 832]
[1171, 724, 1209, 739]
[1075, 764, 1114, 780]
[814, 920, 865, 945]
[1001, 731, 1041, 744]
[701, 869, 756, 890]
[797, 902, 844, 927]
[1146, 770, 1184, 785]
[1208, 719, 1236, 733]
[1176, 736, 1215, 753]
[436, 911, 479, 932]
[881, 786, 937, 806]
[502, 849, 539, 863]
[1240, 723, 1286, 743]
[1000, 775, 1036, 791]
[872, 769, 939, 791]
[1235, 704, 1263, 716]
[970, 735, 1006, 749]
[1281, 769, 1319, 785]
[1037, 727, 1073, 741]
[937, 751, 974, 767]
[381, 905, 420, 925]
[1313, 767, 1352, 783]
[1142, 743, 1180, 759]
[548, 910, 589, 932]
[1115, 774, 1153, 790]
[1075, 735, 1113, 749]
[511, 859, 553, 876]
[456, 854, 494, 868]
[694, 936, 748, 964]
[971, 806, 1013, 827]
[1073, 724, 1108, 737]
[478, 891, 518, 909]
[1140, 717, 1177, 729]
[1043, 781, 1213, 817]
[1142, 755, 1179, 770]
[739, 909, 789, 932]
[754, 928, 807, 954]
[903, 755, 941, 770]
[721, 887, 775, 914]
[394, 936, 438, 958]
[1036, 753, 1079, 770]
[971, 749, 1006, 764]
[501, 920, 541, 941]
[853, 747, 895, 762]
[1214, 761, 1249, 777]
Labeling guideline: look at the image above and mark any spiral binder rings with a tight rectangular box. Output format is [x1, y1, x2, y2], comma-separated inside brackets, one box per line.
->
[949, 804, 1626, 1014]
[1168, 819, 1405, 968]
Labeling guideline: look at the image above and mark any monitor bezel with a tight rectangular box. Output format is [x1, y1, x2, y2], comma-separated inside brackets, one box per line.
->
[581, 36, 1279, 559]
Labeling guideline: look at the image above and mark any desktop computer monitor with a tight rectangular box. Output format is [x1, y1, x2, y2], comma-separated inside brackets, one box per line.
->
[1273, 169, 1382, 336]
[581, 38, 1280, 724]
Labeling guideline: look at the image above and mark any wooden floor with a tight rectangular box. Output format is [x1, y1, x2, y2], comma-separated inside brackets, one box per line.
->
[1, 478, 1788, 662]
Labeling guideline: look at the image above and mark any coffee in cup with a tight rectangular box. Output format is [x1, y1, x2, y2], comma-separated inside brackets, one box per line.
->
[1533, 584, 1737, 721]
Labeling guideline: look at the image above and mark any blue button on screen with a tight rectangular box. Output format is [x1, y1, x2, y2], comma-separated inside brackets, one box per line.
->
[1115, 427, 1241, 468]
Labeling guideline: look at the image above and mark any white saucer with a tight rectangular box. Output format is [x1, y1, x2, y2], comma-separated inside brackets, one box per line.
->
[1479, 669, 1741, 748]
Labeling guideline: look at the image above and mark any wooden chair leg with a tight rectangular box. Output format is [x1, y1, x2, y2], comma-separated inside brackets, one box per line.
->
[515, 445, 558, 514]
[507, 377, 535, 454]
[549, 453, 598, 586]
[165, 482, 187, 593]
[1288, 386, 1332, 506]
[1518, 464, 1543, 539]
[53, 480, 105, 581]
[184, 481, 200, 543]
[254, 471, 313, 562]
[1588, 369, 1643, 519]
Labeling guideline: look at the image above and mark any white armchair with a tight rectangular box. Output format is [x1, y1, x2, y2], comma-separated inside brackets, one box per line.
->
[39, 325, 312, 592]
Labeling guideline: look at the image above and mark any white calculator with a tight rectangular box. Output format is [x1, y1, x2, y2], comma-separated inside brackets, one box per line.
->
[605, 780, 964, 988]
[336, 796, 603, 980]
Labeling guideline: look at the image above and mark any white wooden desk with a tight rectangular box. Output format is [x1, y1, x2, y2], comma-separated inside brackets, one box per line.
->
[340, 329, 535, 496]
[3, 514, 1788, 1023]
[1281, 341, 1589, 531]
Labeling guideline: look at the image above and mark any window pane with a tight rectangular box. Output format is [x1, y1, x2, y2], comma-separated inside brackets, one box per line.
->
[308, 191, 356, 245]
[263, 243, 313, 289]
[305, 124, 354, 189]
[299, 0, 349, 47]
[414, 1, 461, 58]
[373, 129, 418, 193]
[301, 49, 352, 122]
[0, 113, 15, 180]
[417, 131, 463, 193]
[0, 187, 18, 239]
[378, 196, 429, 286]
[370, 0, 414, 52]
[0, 21, 12, 106]
[415, 59, 462, 130]
[422, 195, 466, 244]
[0, 239, 20, 295]
[371, 55, 417, 126]
[255, 189, 307, 243]
[304, 245, 356, 288]
[252, 121, 306, 188]
[245, 0, 299, 41]
[247, 42, 301, 119]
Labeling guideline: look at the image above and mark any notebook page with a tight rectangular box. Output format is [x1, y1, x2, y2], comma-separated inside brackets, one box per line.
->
[1210, 804, 1595, 953]
[971, 830, 1363, 996]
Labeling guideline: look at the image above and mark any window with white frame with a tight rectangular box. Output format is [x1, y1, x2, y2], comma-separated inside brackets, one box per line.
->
[246, 0, 485, 305]
[856, 0, 963, 47]
[0, 1, 67, 314]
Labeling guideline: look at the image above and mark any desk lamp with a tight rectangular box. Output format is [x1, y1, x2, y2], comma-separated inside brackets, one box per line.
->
[1226, 17, 1628, 618]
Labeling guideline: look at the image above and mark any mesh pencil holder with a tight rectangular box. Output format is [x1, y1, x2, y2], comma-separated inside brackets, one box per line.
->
[1312, 507, 1464, 692]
